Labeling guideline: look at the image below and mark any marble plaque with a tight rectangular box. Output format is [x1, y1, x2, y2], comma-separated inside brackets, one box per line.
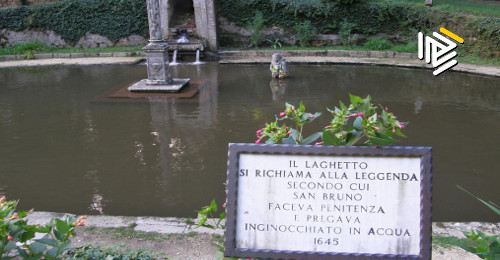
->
[224, 144, 432, 260]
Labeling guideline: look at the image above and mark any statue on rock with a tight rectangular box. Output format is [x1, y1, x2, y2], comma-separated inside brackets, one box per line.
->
[270, 53, 289, 79]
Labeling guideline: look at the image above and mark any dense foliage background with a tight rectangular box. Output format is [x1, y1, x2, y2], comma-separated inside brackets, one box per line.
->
[0, 0, 148, 44]
[216, 0, 499, 58]
[0, 0, 498, 58]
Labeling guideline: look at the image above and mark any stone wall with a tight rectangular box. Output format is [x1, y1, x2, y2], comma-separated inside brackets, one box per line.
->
[0, 0, 60, 9]
[0, 29, 147, 48]
[218, 17, 401, 48]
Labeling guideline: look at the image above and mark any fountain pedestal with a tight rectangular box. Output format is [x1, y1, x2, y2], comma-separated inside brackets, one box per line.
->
[128, 42, 189, 93]
[128, 0, 189, 93]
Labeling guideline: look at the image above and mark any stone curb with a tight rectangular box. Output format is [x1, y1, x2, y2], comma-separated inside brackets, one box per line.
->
[218, 50, 419, 59]
[0, 57, 145, 68]
[26, 212, 224, 236]
[219, 56, 500, 78]
[26, 211, 499, 238]
[0, 51, 145, 62]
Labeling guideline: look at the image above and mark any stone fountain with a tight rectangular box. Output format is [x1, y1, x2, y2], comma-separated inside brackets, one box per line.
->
[128, 0, 189, 93]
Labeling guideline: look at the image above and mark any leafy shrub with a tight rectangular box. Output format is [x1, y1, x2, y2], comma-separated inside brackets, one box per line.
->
[339, 21, 356, 46]
[247, 11, 265, 48]
[255, 94, 407, 146]
[217, 0, 499, 58]
[333, 0, 361, 5]
[452, 186, 500, 260]
[363, 39, 393, 50]
[64, 245, 164, 259]
[0, 196, 84, 259]
[0, 41, 54, 58]
[294, 21, 317, 47]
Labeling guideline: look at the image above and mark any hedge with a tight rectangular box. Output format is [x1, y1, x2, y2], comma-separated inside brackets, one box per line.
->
[0, 0, 148, 44]
[0, 0, 498, 58]
[216, 0, 500, 58]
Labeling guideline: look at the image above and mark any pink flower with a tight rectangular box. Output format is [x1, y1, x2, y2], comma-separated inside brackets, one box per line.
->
[189, 24, 195, 29]
[256, 129, 263, 137]
[324, 126, 332, 129]
[346, 114, 356, 119]
[392, 127, 396, 133]
[346, 113, 363, 119]
[314, 142, 323, 146]
[309, 116, 315, 119]
[399, 125, 405, 130]
[255, 138, 263, 144]
[279, 112, 286, 118]
[373, 126, 380, 131]
[286, 131, 292, 135]
[222, 203, 226, 209]
[7, 235, 14, 241]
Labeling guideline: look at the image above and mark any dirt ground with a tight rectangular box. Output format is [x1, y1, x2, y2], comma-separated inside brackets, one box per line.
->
[72, 227, 220, 260]
[69, 226, 481, 260]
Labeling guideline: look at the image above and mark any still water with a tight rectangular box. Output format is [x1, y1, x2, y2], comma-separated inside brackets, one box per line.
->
[0, 63, 498, 222]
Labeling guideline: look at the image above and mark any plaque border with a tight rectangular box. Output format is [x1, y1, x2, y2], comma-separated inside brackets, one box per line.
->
[224, 144, 432, 260]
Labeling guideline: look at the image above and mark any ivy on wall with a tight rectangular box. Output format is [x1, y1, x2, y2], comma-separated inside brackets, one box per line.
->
[0, 0, 148, 44]
[216, 0, 499, 58]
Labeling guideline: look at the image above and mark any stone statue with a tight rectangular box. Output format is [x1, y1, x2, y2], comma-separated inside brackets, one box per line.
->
[270, 53, 289, 78]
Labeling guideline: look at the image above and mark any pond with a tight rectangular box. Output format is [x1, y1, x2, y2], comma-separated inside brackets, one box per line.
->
[0, 63, 498, 222]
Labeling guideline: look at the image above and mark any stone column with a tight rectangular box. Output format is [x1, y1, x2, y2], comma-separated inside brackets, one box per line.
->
[193, 0, 218, 52]
[425, 0, 433, 6]
[145, 0, 172, 85]
[159, 0, 170, 40]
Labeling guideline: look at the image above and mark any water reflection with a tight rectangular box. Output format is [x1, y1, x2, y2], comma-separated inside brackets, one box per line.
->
[270, 78, 288, 101]
[0, 63, 498, 221]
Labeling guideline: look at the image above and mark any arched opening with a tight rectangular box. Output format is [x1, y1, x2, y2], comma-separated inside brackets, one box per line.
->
[170, 0, 195, 29]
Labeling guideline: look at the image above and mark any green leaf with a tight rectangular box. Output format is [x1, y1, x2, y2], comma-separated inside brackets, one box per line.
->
[381, 110, 389, 123]
[281, 137, 297, 144]
[349, 93, 363, 106]
[17, 248, 30, 258]
[4, 241, 17, 252]
[196, 213, 208, 228]
[339, 101, 347, 110]
[368, 136, 397, 146]
[216, 213, 226, 227]
[37, 238, 59, 247]
[345, 131, 363, 146]
[457, 186, 500, 216]
[290, 128, 299, 140]
[301, 132, 322, 145]
[28, 241, 47, 254]
[214, 251, 225, 259]
[299, 101, 305, 112]
[209, 199, 218, 212]
[56, 240, 71, 255]
[35, 225, 51, 233]
[322, 130, 342, 146]
[395, 127, 407, 138]
[265, 138, 276, 144]
[52, 230, 64, 241]
[46, 247, 58, 258]
[353, 116, 363, 130]
[54, 218, 70, 234]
